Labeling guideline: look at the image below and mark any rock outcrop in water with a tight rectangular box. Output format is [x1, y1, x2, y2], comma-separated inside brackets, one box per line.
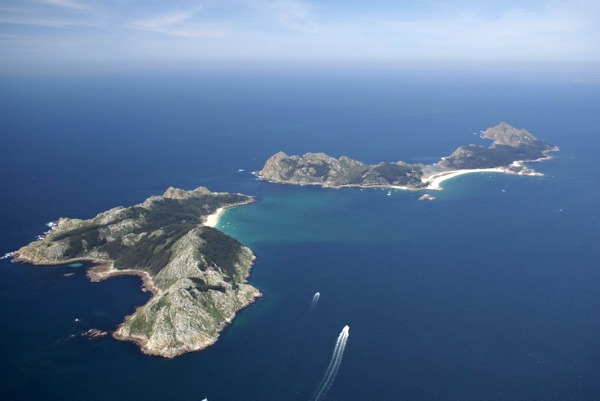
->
[14, 187, 260, 358]
[259, 123, 558, 189]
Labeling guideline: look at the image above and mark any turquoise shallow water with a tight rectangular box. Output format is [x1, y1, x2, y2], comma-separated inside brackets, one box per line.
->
[0, 71, 599, 400]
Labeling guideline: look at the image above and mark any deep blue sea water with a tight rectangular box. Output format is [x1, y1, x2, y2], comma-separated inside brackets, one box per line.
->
[1, 70, 599, 400]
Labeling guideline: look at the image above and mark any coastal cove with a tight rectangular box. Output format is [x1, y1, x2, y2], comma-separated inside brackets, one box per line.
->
[1, 71, 599, 400]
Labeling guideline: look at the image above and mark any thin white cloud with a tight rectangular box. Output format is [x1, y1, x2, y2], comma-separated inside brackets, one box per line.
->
[132, 8, 200, 31]
[269, 0, 313, 23]
[0, 0, 95, 27]
[129, 6, 227, 37]
[371, 4, 598, 60]
[35, 0, 88, 10]
[249, 0, 319, 32]
[0, 14, 93, 27]
[260, 1, 595, 62]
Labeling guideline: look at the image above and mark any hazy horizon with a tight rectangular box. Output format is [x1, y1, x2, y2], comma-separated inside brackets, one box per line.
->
[1, 0, 599, 74]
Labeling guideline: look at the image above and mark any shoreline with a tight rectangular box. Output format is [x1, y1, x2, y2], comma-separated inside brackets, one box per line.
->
[12, 254, 164, 351]
[204, 207, 225, 227]
[13, 254, 161, 298]
[10, 191, 261, 359]
[255, 173, 423, 191]
[87, 262, 161, 297]
[257, 149, 558, 192]
[203, 198, 255, 228]
[255, 170, 517, 192]
[113, 289, 261, 358]
[422, 148, 558, 190]
[12, 252, 260, 358]
[422, 167, 512, 190]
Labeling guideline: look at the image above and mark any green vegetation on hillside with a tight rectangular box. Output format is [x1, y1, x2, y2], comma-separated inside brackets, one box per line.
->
[52, 192, 252, 275]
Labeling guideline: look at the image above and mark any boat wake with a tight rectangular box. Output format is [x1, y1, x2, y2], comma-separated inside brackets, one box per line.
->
[310, 325, 350, 401]
[309, 292, 320, 312]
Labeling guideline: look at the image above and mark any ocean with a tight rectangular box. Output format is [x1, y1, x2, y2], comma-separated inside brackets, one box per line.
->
[0, 69, 599, 400]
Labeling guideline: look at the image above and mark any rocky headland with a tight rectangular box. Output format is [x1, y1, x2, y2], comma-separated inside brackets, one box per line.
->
[259, 122, 559, 190]
[13, 186, 260, 358]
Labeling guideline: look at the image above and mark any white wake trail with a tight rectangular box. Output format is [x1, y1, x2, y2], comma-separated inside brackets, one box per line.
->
[310, 325, 350, 401]
[309, 292, 320, 311]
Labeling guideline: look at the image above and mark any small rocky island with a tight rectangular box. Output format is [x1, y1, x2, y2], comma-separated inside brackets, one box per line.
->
[14, 186, 260, 358]
[259, 122, 558, 190]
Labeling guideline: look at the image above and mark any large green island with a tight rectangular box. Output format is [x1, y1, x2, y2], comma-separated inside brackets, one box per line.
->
[14, 187, 260, 358]
[259, 122, 558, 190]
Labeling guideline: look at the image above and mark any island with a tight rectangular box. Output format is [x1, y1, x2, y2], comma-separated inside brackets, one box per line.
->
[13, 186, 261, 358]
[258, 122, 559, 190]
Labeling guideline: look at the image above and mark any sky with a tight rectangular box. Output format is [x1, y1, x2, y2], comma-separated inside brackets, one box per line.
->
[1, 0, 599, 73]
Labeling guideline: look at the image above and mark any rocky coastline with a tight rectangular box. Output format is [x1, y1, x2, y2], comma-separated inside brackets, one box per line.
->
[13, 186, 261, 358]
[258, 123, 558, 191]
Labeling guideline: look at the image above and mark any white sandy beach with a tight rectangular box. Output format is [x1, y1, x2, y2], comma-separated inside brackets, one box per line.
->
[422, 150, 555, 190]
[204, 207, 225, 227]
[423, 168, 510, 190]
